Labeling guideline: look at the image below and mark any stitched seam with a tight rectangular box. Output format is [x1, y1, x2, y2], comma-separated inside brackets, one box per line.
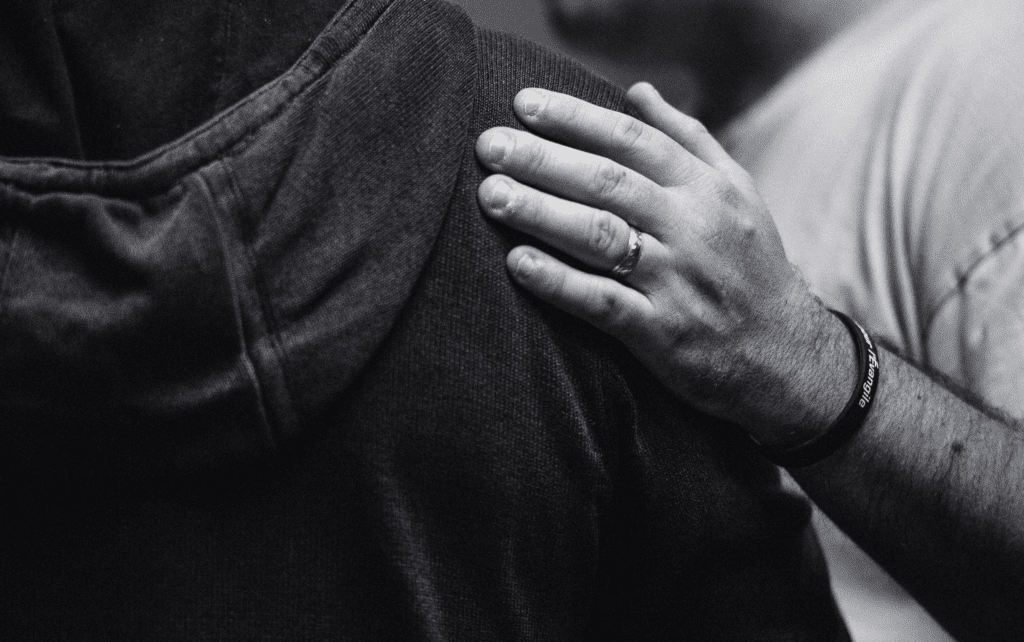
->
[222, 162, 299, 446]
[197, 165, 281, 449]
[194, 38, 381, 435]
[926, 219, 1024, 332]
[0, 0, 368, 178]
[0, 63, 329, 201]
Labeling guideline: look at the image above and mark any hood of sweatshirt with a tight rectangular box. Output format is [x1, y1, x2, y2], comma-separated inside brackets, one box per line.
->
[0, 0, 476, 480]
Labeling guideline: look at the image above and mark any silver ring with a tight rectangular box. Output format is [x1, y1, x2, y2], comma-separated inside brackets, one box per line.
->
[609, 225, 643, 279]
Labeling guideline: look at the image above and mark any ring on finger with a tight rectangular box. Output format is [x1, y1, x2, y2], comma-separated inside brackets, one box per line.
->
[609, 225, 643, 279]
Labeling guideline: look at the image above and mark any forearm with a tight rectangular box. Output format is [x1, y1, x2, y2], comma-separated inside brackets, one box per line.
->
[788, 341, 1024, 641]
[472, 85, 1024, 638]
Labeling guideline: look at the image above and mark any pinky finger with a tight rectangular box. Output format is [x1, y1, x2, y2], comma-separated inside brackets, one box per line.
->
[507, 246, 652, 339]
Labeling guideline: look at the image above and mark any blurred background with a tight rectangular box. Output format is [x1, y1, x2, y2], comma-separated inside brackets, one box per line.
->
[447, 1, 955, 641]
[452, 0, 704, 121]
[450, 0, 884, 129]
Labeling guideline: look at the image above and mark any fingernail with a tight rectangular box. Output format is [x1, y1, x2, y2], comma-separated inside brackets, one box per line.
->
[512, 250, 538, 278]
[487, 179, 514, 214]
[488, 131, 514, 163]
[519, 89, 548, 118]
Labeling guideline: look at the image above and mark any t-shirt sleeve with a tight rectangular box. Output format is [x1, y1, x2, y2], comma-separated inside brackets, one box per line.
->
[906, 2, 1024, 417]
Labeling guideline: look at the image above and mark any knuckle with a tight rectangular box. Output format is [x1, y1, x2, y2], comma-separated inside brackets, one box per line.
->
[588, 160, 629, 202]
[507, 189, 535, 226]
[521, 138, 550, 176]
[590, 289, 631, 330]
[733, 210, 758, 239]
[716, 180, 743, 209]
[584, 211, 622, 258]
[536, 262, 568, 298]
[610, 114, 647, 154]
[563, 98, 587, 126]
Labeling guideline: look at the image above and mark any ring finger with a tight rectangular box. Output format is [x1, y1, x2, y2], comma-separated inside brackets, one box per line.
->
[479, 174, 661, 283]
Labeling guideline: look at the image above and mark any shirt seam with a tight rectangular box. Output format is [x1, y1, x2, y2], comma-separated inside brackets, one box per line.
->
[925, 219, 1024, 333]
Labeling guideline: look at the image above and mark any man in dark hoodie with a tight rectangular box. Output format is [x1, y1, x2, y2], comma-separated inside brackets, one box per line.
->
[0, 0, 847, 639]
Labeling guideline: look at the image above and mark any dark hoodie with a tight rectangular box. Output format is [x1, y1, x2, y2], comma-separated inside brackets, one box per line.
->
[0, 0, 848, 639]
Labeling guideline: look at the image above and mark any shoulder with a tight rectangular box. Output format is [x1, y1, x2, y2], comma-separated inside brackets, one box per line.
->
[470, 28, 627, 132]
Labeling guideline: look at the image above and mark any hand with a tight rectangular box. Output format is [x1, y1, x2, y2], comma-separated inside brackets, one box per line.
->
[475, 84, 855, 446]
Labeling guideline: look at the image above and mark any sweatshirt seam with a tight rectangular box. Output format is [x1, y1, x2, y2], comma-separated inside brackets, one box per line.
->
[211, 0, 409, 444]
[0, 0, 374, 188]
[197, 165, 282, 451]
[199, 0, 478, 445]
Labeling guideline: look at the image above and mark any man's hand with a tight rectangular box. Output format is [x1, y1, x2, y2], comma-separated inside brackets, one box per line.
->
[473, 79, 1024, 642]
[475, 84, 854, 446]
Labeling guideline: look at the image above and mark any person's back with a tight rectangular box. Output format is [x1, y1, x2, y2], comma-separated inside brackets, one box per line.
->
[0, 0, 847, 638]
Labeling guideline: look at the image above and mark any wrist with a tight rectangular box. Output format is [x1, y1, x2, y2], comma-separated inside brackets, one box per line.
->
[742, 298, 859, 451]
[758, 309, 880, 467]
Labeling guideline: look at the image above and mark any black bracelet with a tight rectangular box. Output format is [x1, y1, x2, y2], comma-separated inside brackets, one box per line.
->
[761, 309, 881, 468]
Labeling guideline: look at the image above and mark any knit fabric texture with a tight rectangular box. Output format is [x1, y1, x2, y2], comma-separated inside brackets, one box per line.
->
[0, 1, 847, 639]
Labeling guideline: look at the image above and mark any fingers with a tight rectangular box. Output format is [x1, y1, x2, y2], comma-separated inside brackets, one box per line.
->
[479, 174, 627, 271]
[479, 174, 665, 282]
[625, 83, 742, 178]
[506, 246, 653, 339]
[477, 127, 671, 236]
[511, 87, 707, 187]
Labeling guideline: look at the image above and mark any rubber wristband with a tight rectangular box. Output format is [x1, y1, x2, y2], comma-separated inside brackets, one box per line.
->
[761, 309, 880, 468]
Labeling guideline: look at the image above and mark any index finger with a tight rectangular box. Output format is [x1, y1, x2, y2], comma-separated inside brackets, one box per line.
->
[513, 88, 710, 188]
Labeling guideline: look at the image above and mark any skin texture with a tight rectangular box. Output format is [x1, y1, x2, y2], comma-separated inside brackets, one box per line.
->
[476, 84, 853, 445]
[475, 85, 1024, 641]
